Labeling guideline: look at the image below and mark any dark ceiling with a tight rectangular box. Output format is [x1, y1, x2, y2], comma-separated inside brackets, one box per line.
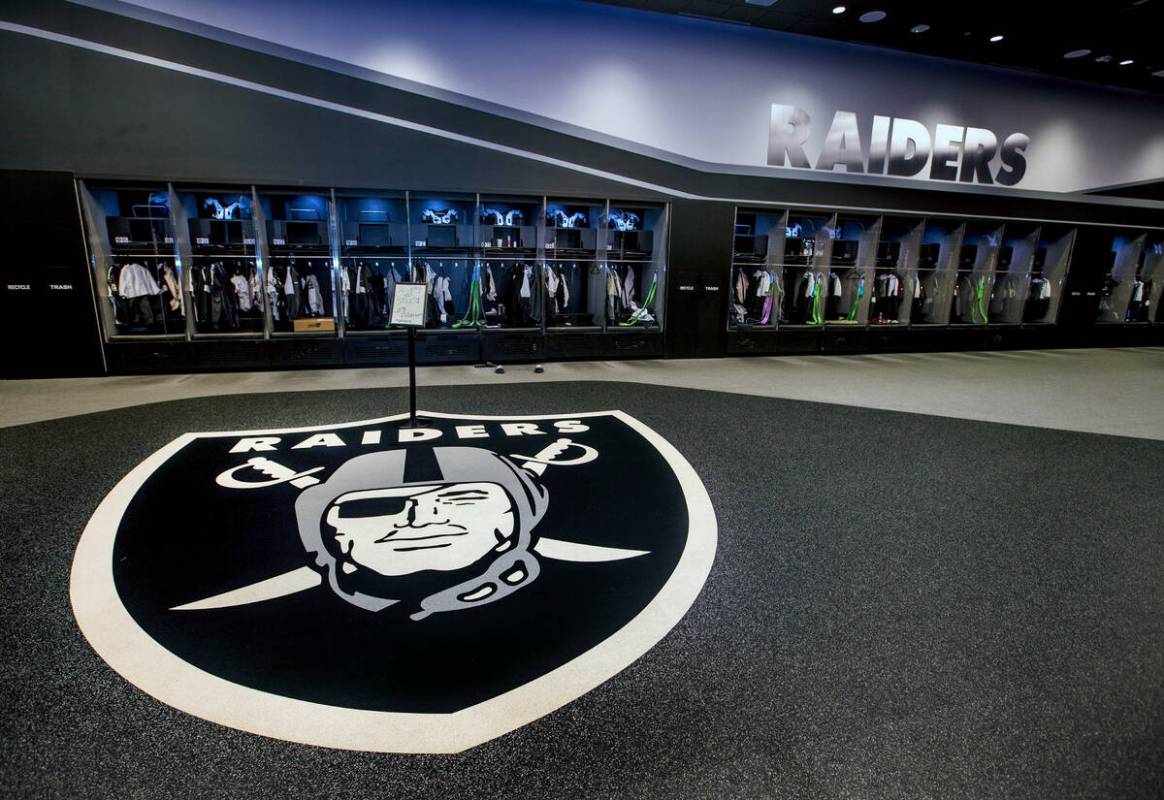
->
[582, 0, 1164, 94]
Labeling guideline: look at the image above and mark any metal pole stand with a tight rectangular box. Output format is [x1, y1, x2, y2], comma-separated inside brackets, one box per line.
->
[405, 326, 426, 428]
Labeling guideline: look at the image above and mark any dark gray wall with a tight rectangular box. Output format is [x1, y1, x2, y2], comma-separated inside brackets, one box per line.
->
[0, 31, 640, 199]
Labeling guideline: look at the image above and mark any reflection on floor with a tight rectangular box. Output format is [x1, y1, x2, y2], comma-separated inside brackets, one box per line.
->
[2, 347, 1163, 439]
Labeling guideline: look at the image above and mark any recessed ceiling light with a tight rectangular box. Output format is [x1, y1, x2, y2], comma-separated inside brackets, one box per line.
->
[832, 5, 846, 14]
[1096, 55, 1113, 62]
[1154, 70, 1164, 77]
[989, 34, 1004, 42]
[910, 24, 930, 33]
[1120, 59, 1135, 65]
[859, 10, 887, 23]
[1063, 49, 1092, 59]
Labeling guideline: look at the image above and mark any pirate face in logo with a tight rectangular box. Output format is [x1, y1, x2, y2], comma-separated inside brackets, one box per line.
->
[297, 447, 549, 619]
[326, 483, 515, 575]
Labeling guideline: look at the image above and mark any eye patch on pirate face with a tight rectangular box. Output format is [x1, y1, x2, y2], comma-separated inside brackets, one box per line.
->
[333, 496, 411, 519]
[328, 483, 506, 520]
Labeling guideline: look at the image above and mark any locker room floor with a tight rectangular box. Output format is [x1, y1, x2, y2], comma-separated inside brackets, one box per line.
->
[2, 346, 1163, 439]
[2, 351, 1163, 799]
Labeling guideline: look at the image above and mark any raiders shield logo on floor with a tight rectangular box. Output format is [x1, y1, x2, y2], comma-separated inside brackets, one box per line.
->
[70, 410, 716, 753]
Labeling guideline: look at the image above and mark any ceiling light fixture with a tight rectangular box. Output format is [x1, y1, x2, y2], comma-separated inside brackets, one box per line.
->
[1063, 49, 1092, 59]
[1120, 59, 1135, 65]
[832, 5, 846, 14]
[1095, 55, 1113, 62]
[859, 10, 886, 23]
[1154, 70, 1164, 77]
[989, 34, 1004, 43]
[910, 24, 930, 33]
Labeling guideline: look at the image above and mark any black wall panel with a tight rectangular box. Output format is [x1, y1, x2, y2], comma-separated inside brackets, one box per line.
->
[665, 200, 733, 359]
[1060, 226, 1117, 328]
[0, 170, 103, 377]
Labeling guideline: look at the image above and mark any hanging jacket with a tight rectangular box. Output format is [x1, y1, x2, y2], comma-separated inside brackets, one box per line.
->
[485, 266, 498, 302]
[734, 270, 749, 304]
[216, 263, 241, 329]
[118, 263, 161, 299]
[231, 274, 252, 312]
[339, 266, 351, 320]
[546, 268, 561, 312]
[558, 268, 570, 310]
[160, 264, 183, 313]
[622, 266, 636, 308]
[304, 274, 324, 316]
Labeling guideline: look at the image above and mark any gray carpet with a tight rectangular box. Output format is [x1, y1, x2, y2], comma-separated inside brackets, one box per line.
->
[1, 381, 1162, 800]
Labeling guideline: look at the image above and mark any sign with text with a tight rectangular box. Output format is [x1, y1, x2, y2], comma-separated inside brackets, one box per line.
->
[389, 282, 428, 327]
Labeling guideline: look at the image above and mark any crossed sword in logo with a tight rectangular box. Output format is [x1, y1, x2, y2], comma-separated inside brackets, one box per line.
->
[172, 438, 649, 612]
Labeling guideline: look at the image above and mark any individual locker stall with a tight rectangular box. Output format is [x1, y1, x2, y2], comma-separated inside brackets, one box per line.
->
[1024, 225, 1076, 326]
[1130, 235, 1163, 324]
[478, 195, 544, 363]
[869, 216, 925, 351]
[827, 214, 880, 325]
[911, 218, 964, 328]
[544, 197, 607, 359]
[544, 197, 605, 328]
[781, 211, 837, 327]
[410, 192, 477, 331]
[875, 217, 926, 323]
[258, 190, 339, 348]
[821, 213, 879, 353]
[989, 223, 1041, 326]
[1095, 232, 1147, 325]
[77, 181, 186, 339]
[602, 201, 667, 338]
[335, 191, 409, 335]
[476, 195, 541, 330]
[410, 192, 479, 363]
[950, 221, 1005, 327]
[175, 186, 266, 340]
[728, 207, 786, 331]
[1148, 238, 1164, 325]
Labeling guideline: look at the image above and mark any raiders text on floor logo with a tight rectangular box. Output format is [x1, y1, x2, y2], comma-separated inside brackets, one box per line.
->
[70, 410, 716, 753]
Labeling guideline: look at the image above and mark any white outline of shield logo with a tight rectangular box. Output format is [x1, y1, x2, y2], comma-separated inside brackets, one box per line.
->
[70, 410, 717, 754]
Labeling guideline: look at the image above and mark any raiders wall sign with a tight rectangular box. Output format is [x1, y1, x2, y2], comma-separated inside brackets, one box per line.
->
[70, 410, 716, 753]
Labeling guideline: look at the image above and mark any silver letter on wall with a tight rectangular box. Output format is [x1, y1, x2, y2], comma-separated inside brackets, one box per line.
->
[888, 118, 932, 177]
[996, 133, 1030, 187]
[960, 127, 998, 184]
[930, 124, 965, 182]
[768, 104, 813, 169]
[867, 115, 891, 174]
[816, 110, 865, 172]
